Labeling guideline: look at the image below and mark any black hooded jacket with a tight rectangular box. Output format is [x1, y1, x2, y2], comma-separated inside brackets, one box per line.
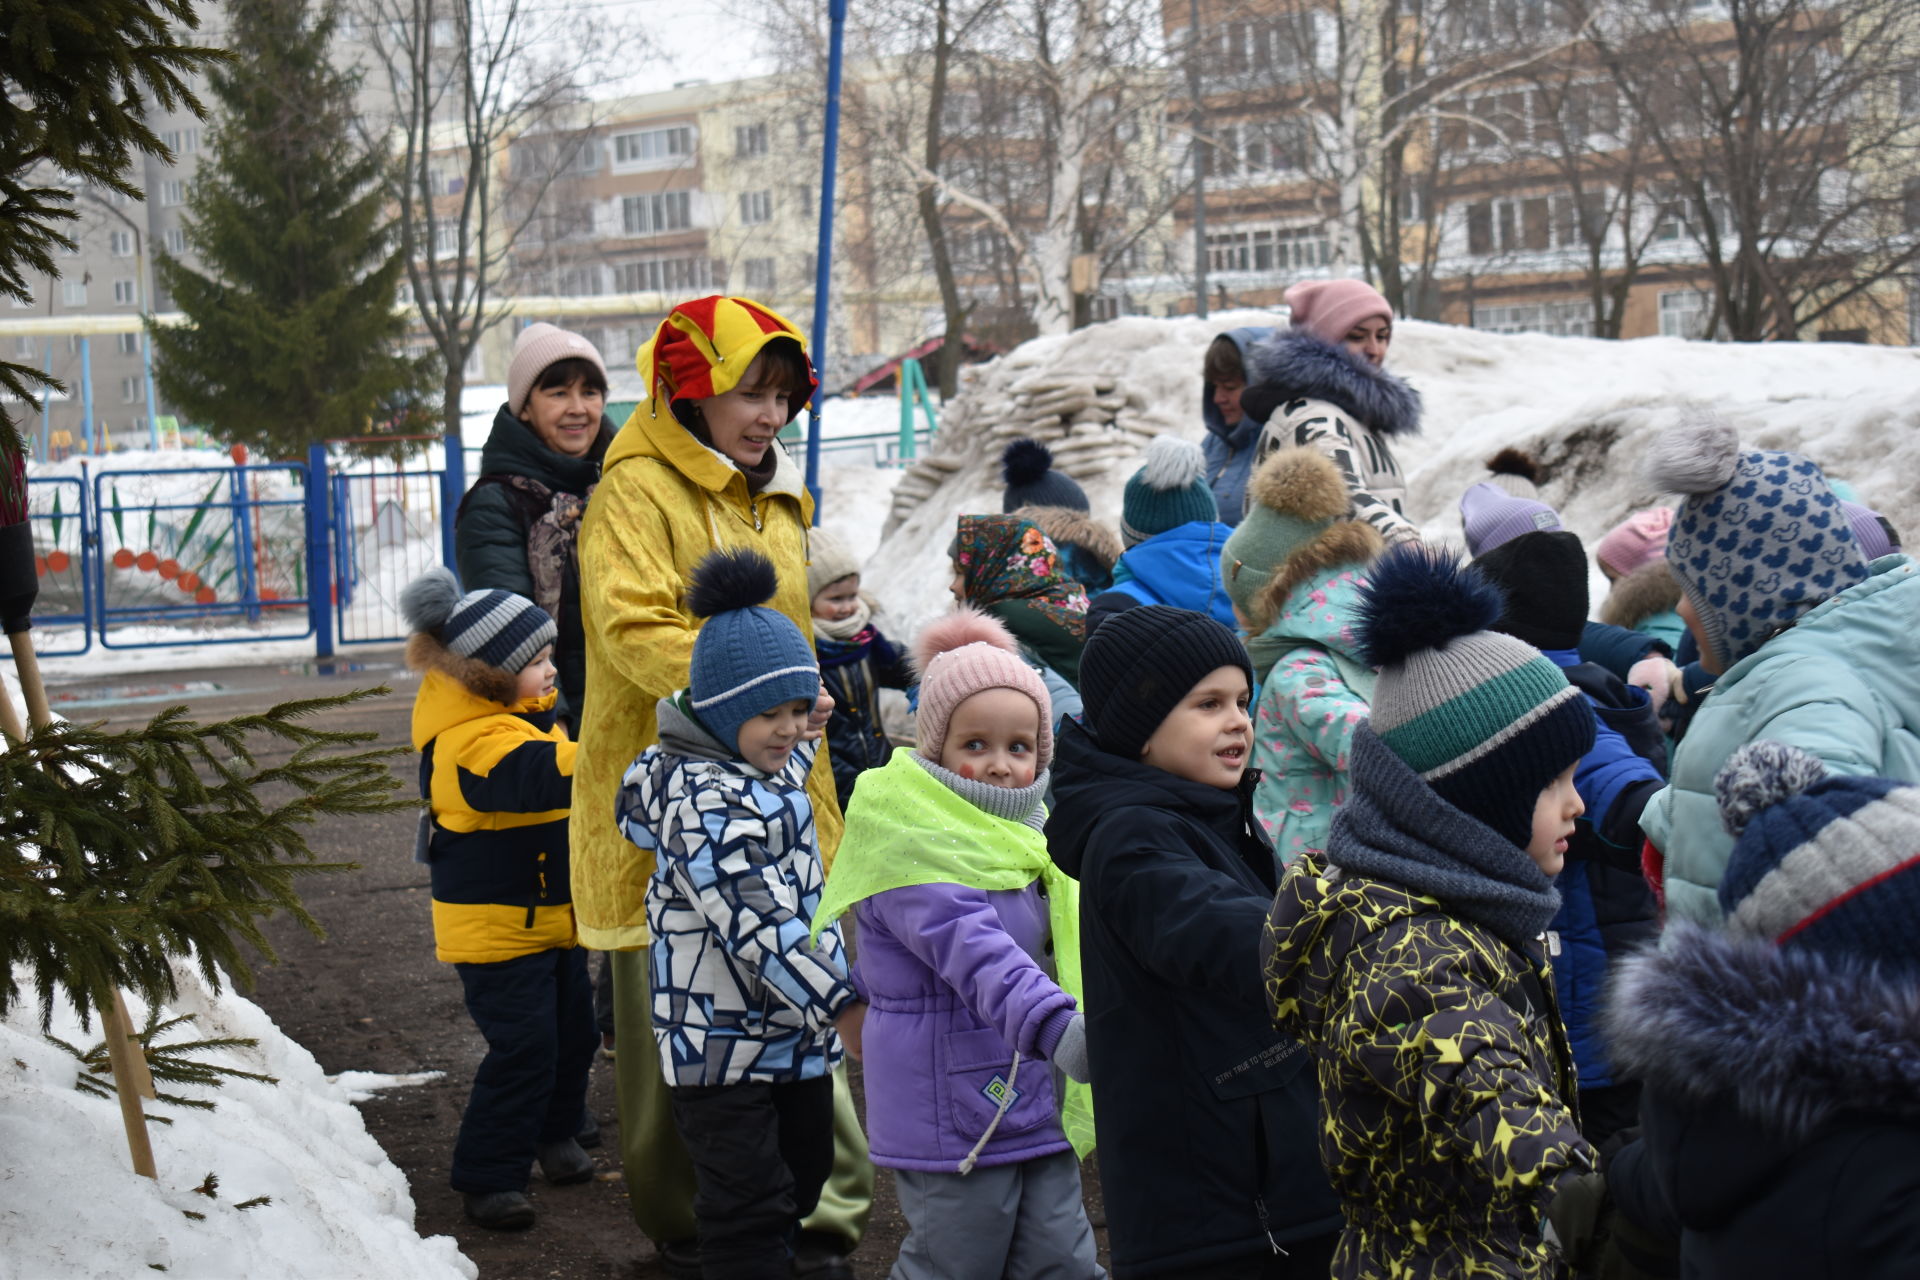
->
[1046, 717, 1339, 1276]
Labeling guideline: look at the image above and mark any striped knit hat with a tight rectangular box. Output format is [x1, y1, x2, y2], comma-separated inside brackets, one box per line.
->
[686, 548, 820, 755]
[1716, 740, 1920, 969]
[399, 567, 555, 675]
[1354, 543, 1595, 850]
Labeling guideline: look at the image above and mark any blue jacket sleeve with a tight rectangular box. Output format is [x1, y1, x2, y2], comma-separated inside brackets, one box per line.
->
[1578, 621, 1670, 680]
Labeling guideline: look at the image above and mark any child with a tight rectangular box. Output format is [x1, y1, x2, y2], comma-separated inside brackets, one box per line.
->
[1458, 460, 1564, 557]
[1473, 529, 1667, 1146]
[1263, 544, 1598, 1279]
[808, 527, 914, 809]
[814, 610, 1101, 1279]
[1599, 741, 1920, 1277]
[1048, 605, 1341, 1277]
[1637, 419, 1920, 926]
[950, 513, 1090, 690]
[401, 567, 597, 1231]
[615, 548, 865, 1280]
[1002, 438, 1123, 592]
[1222, 446, 1384, 861]
[1088, 435, 1238, 632]
[1594, 508, 1688, 653]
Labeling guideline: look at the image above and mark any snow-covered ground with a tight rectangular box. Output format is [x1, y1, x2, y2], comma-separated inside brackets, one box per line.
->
[0, 958, 472, 1280]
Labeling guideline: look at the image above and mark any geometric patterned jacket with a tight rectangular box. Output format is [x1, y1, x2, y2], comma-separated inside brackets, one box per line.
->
[616, 695, 853, 1086]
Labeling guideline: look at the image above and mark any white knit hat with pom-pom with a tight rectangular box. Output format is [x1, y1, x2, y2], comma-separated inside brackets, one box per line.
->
[913, 608, 1055, 767]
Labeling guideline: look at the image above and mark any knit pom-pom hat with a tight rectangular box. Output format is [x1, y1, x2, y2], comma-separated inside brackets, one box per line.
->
[1483, 448, 1545, 499]
[1222, 446, 1382, 629]
[1715, 740, 1920, 970]
[806, 527, 862, 601]
[401, 566, 555, 676]
[638, 296, 817, 423]
[687, 548, 820, 753]
[912, 608, 1054, 769]
[1121, 435, 1219, 547]
[1595, 507, 1675, 577]
[1355, 543, 1595, 850]
[1643, 418, 1867, 670]
[1001, 439, 1090, 514]
[1471, 530, 1591, 652]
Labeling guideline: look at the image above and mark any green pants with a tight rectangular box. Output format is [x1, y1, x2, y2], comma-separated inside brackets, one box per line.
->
[610, 947, 874, 1248]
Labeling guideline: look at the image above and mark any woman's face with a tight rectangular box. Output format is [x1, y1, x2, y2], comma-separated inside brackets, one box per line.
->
[1343, 316, 1392, 368]
[696, 353, 792, 470]
[519, 375, 604, 458]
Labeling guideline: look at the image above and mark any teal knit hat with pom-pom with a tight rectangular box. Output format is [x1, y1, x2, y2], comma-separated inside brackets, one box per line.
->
[1121, 435, 1218, 546]
[1354, 543, 1595, 850]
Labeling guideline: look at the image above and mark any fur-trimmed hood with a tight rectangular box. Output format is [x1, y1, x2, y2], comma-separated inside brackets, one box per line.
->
[1607, 923, 1920, 1146]
[1014, 504, 1123, 574]
[408, 629, 524, 717]
[1598, 559, 1683, 631]
[1243, 330, 1422, 439]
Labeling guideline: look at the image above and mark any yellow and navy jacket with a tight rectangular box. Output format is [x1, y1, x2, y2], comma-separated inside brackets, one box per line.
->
[411, 660, 579, 964]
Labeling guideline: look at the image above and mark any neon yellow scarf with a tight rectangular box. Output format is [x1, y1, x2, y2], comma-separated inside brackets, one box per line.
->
[813, 751, 1094, 1157]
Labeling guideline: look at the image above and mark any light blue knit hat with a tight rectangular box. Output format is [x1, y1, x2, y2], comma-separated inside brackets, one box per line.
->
[687, 549, 820, 754]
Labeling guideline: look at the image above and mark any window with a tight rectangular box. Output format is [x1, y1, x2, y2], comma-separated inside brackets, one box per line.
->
[109, 230, 135, 257]
[736, 123, 768, 157]
[557, 265, 602, 296]
[160, 179, 188, 207]
[795, 185, 813, 217]
[161, 128, 200, 155]
[113, 278, 139, 305]
[121, 375, 141, 403]
[62, 279, 86, 306]
[1472, 300, 1592, 337]
[622, 190, 693, 235]
[742, 258, 776, 292]
[739, 190, 772, 225]
[13, 336, 33, 357]
[163, 228, 189, 255]
[1208, 119, 1310, 181]
[1465, 194, 1583, 255]
[1205, 224, 1329, 274]
[117, 332, 141, 355]
[613, 126, 693, 167]
[1659, 289, 1714, 339]
[610, 256, 712, 293]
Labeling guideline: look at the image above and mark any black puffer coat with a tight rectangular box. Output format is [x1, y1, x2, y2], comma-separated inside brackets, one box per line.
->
[1046, 718, 1339, 1277]
[454, 405, 615, 728]
[815, 623, 913, 808]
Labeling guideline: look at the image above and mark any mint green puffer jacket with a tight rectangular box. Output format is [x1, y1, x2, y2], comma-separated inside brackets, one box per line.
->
[1642, 555, 1920, 925]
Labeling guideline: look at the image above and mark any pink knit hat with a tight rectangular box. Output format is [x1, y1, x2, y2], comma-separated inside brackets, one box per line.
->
[1595, 507, 1675, 576]
[1284, 279, 1394, 347]
[508, 323, 608, 414]
[913, 609, 1054, 770]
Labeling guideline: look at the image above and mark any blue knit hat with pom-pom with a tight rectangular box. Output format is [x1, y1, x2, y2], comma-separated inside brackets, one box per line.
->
[1001, 439, 1090, 513]
[1715, 741, 1920, 968]
[687, 548, 820, 754]
[1355, 543, 1595, 850]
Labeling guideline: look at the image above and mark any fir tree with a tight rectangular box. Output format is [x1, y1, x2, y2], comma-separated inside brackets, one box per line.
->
[150, 0, 431, 459]
[0, 1, 222, 453]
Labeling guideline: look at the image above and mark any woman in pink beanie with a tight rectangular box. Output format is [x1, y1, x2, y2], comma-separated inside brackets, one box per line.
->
[1237, 279, 1422, 545]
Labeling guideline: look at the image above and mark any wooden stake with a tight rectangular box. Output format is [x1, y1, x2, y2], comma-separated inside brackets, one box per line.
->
[0, 672, 22, 743]
[7, 630, 51, 729]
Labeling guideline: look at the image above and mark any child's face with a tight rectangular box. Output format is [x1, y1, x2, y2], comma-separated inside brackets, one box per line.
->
[1527, 764, 1585, 875]
[515, 646, 557, 703]
[737, 696, 813, 773]
[1676, 594, 1723, 676]
[938, 688, 1041, 788]
[948, 562, 966, 603]
[1138, 665, 1252, 790]
[812, 575, 862, 622]
[696, 353, 791, 471]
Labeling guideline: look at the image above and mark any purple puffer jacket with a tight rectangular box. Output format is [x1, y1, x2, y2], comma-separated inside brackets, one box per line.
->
[852, 881, 1078, 1172]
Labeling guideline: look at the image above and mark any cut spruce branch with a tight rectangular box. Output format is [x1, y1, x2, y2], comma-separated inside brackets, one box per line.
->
[53, 1009, 278, 1113]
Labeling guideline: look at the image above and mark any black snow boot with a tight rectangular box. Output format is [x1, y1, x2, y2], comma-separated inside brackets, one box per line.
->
[463, 1189, 536, 1230]
[535, 1136, 595, 1185]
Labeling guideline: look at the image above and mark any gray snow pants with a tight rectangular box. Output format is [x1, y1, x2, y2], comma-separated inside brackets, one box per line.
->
[890, 1149, 1105, 1279]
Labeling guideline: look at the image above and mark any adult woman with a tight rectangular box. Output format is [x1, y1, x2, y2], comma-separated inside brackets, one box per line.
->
[570, 296, 867, 1280]
[948, 513, 1090, 690]
[1241, 279, 1422, 546]
[455, 323, 616, 732]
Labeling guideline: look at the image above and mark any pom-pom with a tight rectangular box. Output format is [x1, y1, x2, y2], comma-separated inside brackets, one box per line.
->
[1644, 418, 1741, 495]
[1486, 447, 1544, 485]
[1138, 434, 1205, 492]
[1716, 740, 1829, 837]
[1001, 438, 1056, 488]
[1246, 446, 1348, 522]
[912, 607, 1020, 680]
[687, 547, 778, 620]
[1354, 542, 1504, 670]
[401, 567, 462, 634]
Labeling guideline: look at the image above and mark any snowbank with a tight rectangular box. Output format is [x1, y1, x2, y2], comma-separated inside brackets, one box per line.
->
[865, 312, 1920, 627]
[0, 960, 473, 1280]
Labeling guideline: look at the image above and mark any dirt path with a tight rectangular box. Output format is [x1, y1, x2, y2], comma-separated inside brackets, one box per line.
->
[61, 652, 1106, 1279]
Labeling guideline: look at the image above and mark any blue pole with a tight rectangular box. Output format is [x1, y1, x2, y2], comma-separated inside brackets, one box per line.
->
[231, 462, 260, 623]
[79, 336, 94, 455]
[804, 0, 849, 519]
[142, 329, 160, 450]
[439, 432, 465, 571]
[305, 444, 333, 658]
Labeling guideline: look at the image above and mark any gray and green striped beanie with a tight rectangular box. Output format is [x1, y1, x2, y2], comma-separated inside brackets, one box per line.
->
[1354, 543, 1595, 850]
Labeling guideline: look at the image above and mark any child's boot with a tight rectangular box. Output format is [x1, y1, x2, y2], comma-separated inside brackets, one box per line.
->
[463, 1189, 536, 1230]
[535, 1137, 595, 1185]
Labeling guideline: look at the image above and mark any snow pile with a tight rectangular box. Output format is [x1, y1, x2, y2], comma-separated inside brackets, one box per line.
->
[864, 312, 1920, 627]
[0, 959, 473, 1280]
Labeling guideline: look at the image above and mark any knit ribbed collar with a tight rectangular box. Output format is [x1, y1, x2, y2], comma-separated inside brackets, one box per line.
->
[1328, 726, 1560, 951]
[913, 753, 1049, 830]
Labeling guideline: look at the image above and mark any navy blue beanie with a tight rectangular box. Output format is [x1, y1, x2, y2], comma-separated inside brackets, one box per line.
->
[687, 549, 820, 753]
[1002, 439, 1090, 513]
[400, 567, 555, 674]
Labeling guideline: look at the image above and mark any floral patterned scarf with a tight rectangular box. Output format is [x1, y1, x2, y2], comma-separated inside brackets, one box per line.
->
[952, 515, 1090, 638]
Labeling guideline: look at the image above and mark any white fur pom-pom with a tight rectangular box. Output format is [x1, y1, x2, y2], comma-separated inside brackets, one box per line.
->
[1139, 434, 1206, 492]
[1643, 417, 1741, 496]
[400, 567, 462, 634]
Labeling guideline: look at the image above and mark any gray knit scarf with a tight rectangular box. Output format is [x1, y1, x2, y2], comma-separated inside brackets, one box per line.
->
[913, 753, 1050, 831]
[1328, 726, 1561, 951]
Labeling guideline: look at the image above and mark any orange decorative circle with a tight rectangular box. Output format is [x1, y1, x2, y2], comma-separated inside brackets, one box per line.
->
[46, 550, 70, 573]
[195, 586, 217, 605]
[179, 572, 202, 593]
[158, 559, 180, 580]
[112, 548, 136, 569]
[136, 551, 159, 572]
[34, 555, 47, 576]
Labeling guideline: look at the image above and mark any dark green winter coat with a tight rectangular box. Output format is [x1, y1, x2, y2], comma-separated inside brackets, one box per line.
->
[454, 405, 615, 727]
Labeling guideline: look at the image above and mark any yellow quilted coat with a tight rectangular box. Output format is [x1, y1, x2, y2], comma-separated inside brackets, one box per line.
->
[570, 407, 842, 951]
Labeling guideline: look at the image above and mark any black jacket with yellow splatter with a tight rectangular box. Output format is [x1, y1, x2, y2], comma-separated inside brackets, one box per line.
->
[1262, 734, 1593, 1279]
[410, 634, 579, 965]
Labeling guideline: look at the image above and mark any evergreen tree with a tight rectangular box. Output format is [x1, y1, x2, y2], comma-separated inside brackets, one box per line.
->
[0, 0, 221, 453]
[150, 0, 431, 459]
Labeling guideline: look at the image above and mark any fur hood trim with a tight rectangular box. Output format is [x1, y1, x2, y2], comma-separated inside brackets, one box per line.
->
[1598, 559, 1683, 630]
[407, 631, 519, 706]
[1014, 504, 1123, 572]
[1251, 520, 1383, 632]
[1605, 923, 1920, 1143]
[1245, 330, 1422, 439]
